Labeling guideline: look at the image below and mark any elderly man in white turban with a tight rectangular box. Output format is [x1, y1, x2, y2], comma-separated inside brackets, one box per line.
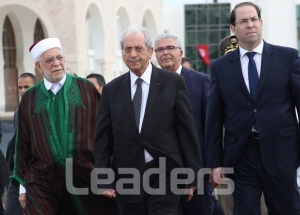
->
[10, 38, 119, 215]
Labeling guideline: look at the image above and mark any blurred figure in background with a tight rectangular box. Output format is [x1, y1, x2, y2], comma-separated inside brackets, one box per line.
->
[5, 73, 37, 215]
[0, 122, 10, 215]
[86, 73, 106, 95]
[181, 57, 195, 70]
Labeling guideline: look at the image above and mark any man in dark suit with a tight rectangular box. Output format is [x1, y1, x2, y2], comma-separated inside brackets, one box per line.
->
[154, 33, 213, 215]
[4, 73, 37, 215]
[94, 26, 201, 215]
[0, 122, 10, 215]
[206, 2, 300, 214]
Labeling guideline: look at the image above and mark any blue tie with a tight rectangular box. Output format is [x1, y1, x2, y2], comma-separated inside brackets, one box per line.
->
[246, 52, 259, 101]
[246, 52, 259, 130]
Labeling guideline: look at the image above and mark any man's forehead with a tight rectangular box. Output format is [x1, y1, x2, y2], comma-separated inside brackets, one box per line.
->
[124, 32, 145, 43]
[18, 77, 34, 84]
[156, 38, 176, 45]
[235, 6, 257, 17]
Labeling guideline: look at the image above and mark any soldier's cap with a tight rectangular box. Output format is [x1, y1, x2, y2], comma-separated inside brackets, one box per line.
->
[219, 35, 239, 55]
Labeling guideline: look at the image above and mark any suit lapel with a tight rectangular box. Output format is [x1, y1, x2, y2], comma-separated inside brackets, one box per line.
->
[141, 65, 162, 133]
[256, 42, 273, 99]
[230, 49, 252, 101]
[120, 73, 136, 129]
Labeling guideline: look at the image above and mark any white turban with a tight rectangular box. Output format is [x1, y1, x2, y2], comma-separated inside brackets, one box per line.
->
[29, 38, 62, 62]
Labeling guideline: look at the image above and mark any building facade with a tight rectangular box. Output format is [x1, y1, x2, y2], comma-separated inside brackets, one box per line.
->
[163, 0, 299, 73]
[0, 0, 163, 114]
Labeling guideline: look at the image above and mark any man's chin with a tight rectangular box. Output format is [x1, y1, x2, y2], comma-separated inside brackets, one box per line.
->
[161, 64, 173, 71]
[47, 73, 65, 83]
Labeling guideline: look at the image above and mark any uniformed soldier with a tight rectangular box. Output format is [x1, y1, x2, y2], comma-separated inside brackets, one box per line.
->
[219, 35, 239, 55]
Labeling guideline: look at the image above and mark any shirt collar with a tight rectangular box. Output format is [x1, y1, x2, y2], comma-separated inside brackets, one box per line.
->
[130, 62, 152, 87]
[239, 40, 264, 57]
[175, 65, 182, 75]
[44, 73, 67, 90]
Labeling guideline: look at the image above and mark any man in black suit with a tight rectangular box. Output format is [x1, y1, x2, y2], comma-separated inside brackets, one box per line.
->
[206, 2, 300, 214]
[4, 73, 37, 215]
[154, 33, 213, 215]
[0, 122, 10, 215]
[94, 26, 201, 215]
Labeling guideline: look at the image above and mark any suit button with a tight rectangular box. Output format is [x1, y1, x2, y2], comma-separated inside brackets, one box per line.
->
[254, 109, 257, 112]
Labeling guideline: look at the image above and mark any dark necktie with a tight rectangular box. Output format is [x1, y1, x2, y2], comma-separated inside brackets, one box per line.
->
[246, 52, 259, 130]
[133, 78, 143, 129]
[246, 52, 259, 101]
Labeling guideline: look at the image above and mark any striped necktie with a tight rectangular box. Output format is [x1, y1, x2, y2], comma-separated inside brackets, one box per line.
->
[133, 78, 143, 129]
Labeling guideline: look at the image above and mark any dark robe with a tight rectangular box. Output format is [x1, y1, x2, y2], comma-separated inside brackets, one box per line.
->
[11, 74, 118, 215]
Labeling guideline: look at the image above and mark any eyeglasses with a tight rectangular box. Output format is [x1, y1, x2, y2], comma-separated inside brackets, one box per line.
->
[234, 17, 260, 26]
[155, 46, 181, 53]
[122, 46, 147, 54]
[39, 55, 65, 65]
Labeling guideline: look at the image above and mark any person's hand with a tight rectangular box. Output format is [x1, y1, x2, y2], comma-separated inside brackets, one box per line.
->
[102, 189, 116, 198]
[186, 186, 197, 201]
[19, 193, 26, 209]
[209, 167, 225, 188]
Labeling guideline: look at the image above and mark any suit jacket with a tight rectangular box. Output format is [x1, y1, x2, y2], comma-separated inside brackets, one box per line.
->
[0, 121, 10, 188]
[6, 110, 17, 172]
[94, 64, 201, 203]
[181, 67, 209, 167]
[0, 149, 10, 188]
[206, 41, 300, 176]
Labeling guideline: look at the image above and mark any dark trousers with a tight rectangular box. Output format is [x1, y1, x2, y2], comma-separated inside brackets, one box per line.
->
[117, 166, 180, 215]
[0, 187, 3, 215]
[232, 137, 300, 215]
[4, 181, 22, 215]
[212, 195, 225, 215]
[180, 177, 214, 215]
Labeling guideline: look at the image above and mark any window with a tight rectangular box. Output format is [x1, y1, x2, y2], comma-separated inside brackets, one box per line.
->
[184, 3, 230, 74]
[296, 6, 300, 52]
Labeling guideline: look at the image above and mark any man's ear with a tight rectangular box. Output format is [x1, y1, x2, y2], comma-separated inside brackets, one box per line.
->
[230, 25, 235, 35]
[35, 62, 43, 75]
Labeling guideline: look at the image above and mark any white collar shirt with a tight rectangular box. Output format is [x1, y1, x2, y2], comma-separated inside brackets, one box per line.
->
[44, 73, 67, 95]
[239, 40, 264, 92]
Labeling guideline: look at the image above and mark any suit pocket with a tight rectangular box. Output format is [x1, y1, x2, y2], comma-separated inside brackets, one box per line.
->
[280, 125, 298, 137]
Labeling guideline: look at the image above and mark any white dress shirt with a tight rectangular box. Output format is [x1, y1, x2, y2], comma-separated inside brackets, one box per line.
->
[239, 40, 264, 92]
[44, 73, 67, 95]
[130, 62, 154, 163]
[239, 40, 264, 132]
[175, 65, 183, 75]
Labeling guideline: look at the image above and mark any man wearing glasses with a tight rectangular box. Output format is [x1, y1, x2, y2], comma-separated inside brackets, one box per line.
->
[10, 38, 118, 214]
[94, 26, 201, 215]
[206, 2, 300, 214]
[154, 34, 213, 215]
